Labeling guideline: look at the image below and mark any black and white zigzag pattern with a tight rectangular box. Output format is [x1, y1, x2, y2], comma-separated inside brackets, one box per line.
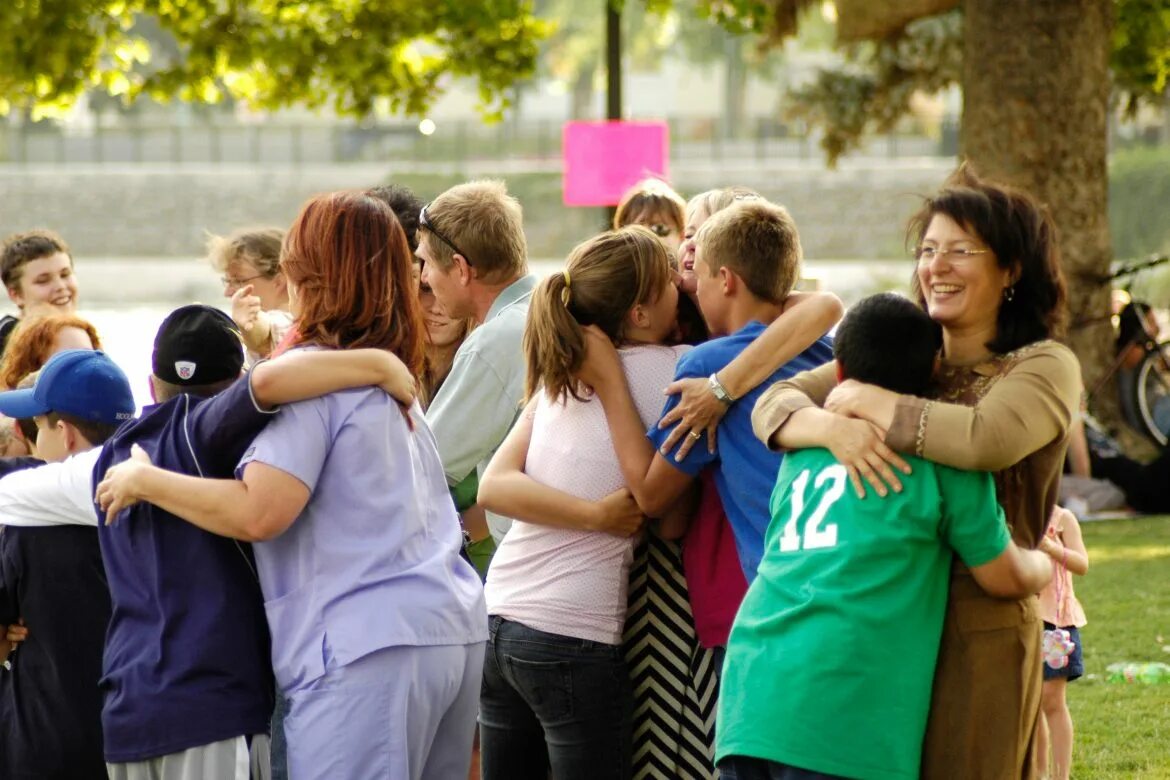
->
[624, 535, 719, 780]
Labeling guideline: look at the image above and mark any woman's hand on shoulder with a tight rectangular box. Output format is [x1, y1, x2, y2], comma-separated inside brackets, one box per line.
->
[825, 415, 910, 499]
[657, 376, 726, 458]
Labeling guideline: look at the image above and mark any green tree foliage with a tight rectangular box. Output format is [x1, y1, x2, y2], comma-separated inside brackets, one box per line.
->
[0, 0, 549, 120]
[692, 0, 1170, 163]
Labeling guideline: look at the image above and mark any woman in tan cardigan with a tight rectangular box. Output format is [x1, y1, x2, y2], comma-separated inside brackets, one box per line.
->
[664, 167, 1081, 778]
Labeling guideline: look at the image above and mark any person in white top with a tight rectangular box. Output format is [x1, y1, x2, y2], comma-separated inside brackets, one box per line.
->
[476, 226, 690, 780]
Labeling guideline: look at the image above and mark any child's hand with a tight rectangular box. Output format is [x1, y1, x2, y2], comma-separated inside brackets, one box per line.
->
[576, 325, 622, 393]
[592, 488, 644, 538]
[231, 285, 263, 332]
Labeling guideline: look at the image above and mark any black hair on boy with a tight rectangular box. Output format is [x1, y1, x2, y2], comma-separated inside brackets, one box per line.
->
[833, 293, 941, 396]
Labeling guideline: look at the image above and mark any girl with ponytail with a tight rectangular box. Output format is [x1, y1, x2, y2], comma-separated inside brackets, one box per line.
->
[477, 226, 689, 780]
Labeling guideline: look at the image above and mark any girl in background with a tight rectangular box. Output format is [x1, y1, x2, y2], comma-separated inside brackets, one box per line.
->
[614, 179, 687, 257]
[1037, 506, 1089, 780]
[208, 227, 292, 362]
[0, 313, 100, 390]
[0, 230, 80, 356]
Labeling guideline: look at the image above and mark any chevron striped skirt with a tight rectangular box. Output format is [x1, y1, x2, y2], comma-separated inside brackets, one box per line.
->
[623, 535, 719, 780]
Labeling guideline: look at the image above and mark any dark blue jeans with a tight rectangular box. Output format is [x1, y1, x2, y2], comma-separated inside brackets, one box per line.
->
[720, 756, 848, 780]
[479, 616, 633, 780]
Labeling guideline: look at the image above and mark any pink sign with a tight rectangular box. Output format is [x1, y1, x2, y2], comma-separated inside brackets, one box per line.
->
[562, 121, 670, 207]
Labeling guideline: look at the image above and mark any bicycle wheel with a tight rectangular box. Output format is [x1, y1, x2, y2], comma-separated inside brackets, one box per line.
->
[1133, 342, 1170, 447]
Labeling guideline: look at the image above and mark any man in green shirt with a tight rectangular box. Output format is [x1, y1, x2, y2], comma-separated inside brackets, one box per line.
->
[717, 293, 1053, 780]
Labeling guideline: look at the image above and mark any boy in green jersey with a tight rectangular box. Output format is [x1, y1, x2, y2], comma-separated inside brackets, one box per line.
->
[717, 293, 1053, 780]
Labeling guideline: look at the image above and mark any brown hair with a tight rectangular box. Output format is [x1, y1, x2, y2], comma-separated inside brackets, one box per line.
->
[0, 313, 101, 389]
[419, 319, 475, 407]
[43, 411, 120, 448]
[13, 372, 38, 443]
[206, 227, 285, 277]
[907, 164, 1068, 353]
[366, 184, 424, 252]
[1, 229, 72, 289]
[420, 180, 527, 284]
[697, 201, 802, 304]
[524, 226, 672, 403]
[614, 178, 686, 236]
[281, 191, 425, 378]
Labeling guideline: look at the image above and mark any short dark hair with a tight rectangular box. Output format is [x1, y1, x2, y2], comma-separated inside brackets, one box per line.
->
[834, 293, 941, 396]
[16, 416, 37, 445]
[1117, 301, 1154, 350]
[366, 184, 424, 252]
[151, 375, 237, 403]
[908, 164, 1067, 354]
[44, 411, 121, 447]
[1, 229, 72, 289]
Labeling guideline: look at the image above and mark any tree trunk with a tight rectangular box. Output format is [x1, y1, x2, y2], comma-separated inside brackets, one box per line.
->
[723, 33, 747, 140]
[570, 58, 598, 120]
[961, 0, 1115, 423]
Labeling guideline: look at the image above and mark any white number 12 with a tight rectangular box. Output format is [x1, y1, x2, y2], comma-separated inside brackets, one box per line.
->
[779, 465, 847, 552]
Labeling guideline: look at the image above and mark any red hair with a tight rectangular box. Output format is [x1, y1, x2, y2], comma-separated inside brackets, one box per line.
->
[281, 191, 425, 379]
[0, 313, 101, 389]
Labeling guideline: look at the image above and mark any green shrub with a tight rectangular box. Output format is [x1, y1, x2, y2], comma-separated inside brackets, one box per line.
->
[1110, 146, 1170, 262]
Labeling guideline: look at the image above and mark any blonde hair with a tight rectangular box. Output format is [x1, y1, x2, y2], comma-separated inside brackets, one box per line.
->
[697, 201, 801, 304]
[206, 227, 285, 276]
[614, 178, 686, 235]
[686, 186, 763, 225]
[524, 226, 672, 403]
[421, 180, 527, 283]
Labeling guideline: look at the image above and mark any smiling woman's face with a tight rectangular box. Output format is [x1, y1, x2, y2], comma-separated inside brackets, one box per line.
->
[8, 253, 78, 314]
[419, 282, 466, 348]
[916, 213, 1011, 337]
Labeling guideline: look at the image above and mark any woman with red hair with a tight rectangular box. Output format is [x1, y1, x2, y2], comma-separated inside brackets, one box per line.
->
[0, 313, 100, 390]
[96, 191, 488, 780]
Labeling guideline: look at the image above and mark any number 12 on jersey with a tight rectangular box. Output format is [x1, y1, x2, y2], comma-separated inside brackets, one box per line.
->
[779, 465, 848, 552]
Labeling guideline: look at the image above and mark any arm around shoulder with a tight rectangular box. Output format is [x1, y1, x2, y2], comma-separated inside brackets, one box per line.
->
[969, 542, 1053, 599]
[891, 341, 1083, 471]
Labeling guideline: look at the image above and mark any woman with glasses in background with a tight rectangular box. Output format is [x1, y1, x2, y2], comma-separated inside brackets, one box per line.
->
[208, 227, 293, 362]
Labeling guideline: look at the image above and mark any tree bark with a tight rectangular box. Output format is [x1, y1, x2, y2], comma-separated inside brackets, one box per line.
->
[961, 0, 1115, 422]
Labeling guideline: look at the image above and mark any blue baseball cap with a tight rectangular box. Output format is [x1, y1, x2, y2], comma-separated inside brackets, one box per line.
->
[0, 349, 135, 427]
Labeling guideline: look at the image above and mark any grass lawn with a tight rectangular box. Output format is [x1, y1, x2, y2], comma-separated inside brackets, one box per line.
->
[1069, 515, 1170, 778]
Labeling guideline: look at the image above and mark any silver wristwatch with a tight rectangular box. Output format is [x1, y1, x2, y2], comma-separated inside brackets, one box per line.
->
[708, 373, 735, 405]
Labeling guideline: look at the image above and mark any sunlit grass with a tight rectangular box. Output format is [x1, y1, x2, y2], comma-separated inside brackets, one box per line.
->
[1069, 516, 1170, 778]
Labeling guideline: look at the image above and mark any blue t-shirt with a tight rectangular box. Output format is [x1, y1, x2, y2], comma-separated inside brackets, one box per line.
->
[647, 321, 833, 580]
[93, 377, 275, 763]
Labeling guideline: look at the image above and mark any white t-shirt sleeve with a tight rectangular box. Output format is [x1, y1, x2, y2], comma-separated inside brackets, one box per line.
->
[0, 448, 101, 527]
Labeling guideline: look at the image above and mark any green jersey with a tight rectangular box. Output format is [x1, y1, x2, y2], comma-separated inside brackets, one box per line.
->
[716, 448, 1010, 780]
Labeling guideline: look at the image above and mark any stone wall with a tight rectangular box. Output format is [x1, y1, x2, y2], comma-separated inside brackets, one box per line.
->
[0, 159, 955, 261]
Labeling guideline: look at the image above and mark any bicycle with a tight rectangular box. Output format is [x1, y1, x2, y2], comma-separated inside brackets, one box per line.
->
[1080, 253, 1170, 447]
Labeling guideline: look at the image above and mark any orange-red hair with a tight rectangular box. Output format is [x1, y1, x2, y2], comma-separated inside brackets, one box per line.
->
[280, 191, 425, 378]
[0, 313, 101, 390]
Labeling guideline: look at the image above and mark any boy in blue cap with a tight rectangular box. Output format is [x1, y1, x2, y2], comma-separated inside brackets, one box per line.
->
[0, 348, 136, 779]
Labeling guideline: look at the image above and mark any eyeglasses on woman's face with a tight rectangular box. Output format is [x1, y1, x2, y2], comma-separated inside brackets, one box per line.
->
[913, 245, 991, 264]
